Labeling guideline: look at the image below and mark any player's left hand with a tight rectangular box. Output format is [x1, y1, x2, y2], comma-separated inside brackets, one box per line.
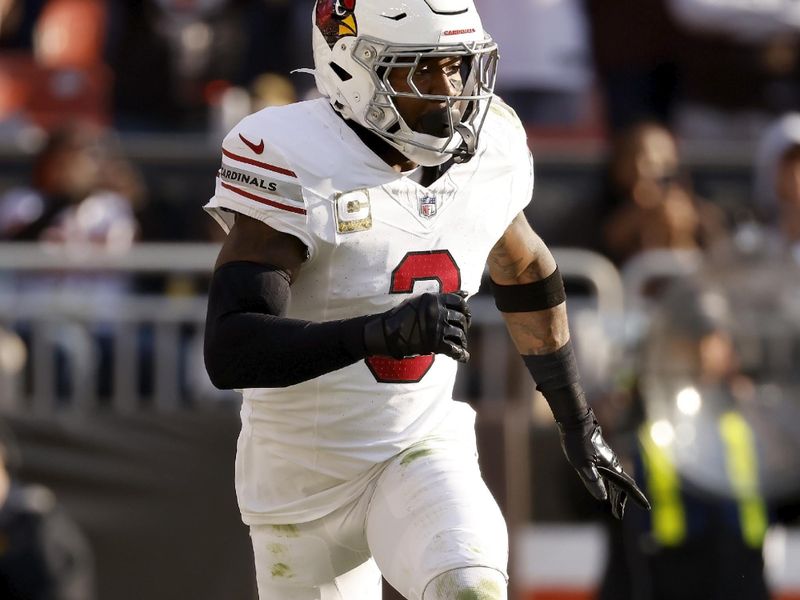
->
[558, 409, 651, 519]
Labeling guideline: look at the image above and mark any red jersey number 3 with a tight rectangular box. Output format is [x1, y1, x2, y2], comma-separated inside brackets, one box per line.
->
[365, 250, 461, 384]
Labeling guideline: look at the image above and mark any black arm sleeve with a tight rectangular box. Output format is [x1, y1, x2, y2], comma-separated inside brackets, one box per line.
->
[203, 261, 370, 389]
[522, 342, 591, 426]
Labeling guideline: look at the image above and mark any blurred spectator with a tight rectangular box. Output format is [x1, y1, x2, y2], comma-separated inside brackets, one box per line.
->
[0, 0, 46, 50]
[250, 72, 296, 112]
[476, 0, 593, 127]
[0, 327, 25, 405]
[103, 1, 174, 130]
[600, 122, 727, 264]
[0, 0, 111, 135]
[669, 0, 800, 40]
[0, 56, 38, 140]
[585, 0, 680, 133]
[31, 0, 111, 130]
[752, 113, 800, 261]
[0, 124, 146, 400]
[107, 0, 305, 132]
[34, 0, 107, 69]
[242, 0, 315, 93]
[597, 279, 800, 600]
[0, 423, 95, 599]
[666, 0, 800, 140]
[210, 72, 297, 144]
[0, 124, 140, 248]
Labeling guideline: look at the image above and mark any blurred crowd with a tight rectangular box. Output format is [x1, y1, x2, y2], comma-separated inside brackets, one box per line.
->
[0, 0, 309, 134]
[0, 0, 798, 252]
[1, 1, 800, 599]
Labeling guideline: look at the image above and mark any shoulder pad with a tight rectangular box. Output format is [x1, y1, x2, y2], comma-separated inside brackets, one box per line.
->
[217, 109, 306, 215]
[478, 97, 534, 223]
[480, 97, 531, 169]
[486, 99, 527, 144]
[222, 110, 300, 181]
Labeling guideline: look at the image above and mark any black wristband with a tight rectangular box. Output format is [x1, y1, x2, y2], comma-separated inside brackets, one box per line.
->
[541, 385, 592, 428]
[522, 341, 589, 426]
[522, 341, 580, 391]
[491, 267, 566, 313]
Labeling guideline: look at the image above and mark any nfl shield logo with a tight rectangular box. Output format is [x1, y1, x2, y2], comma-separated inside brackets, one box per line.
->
[418, 193, 438, 219]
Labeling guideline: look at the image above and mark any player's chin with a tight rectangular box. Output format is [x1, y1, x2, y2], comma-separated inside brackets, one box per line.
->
[414, 108, 460, 138]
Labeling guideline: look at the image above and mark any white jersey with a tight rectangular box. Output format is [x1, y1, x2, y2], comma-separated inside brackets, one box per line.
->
[205, 98, 533, 525]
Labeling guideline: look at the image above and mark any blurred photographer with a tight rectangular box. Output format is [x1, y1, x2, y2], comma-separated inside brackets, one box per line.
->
[599, 275, 800, 600]
[0, 423, 94, 600]
[753, 112, 800, 261]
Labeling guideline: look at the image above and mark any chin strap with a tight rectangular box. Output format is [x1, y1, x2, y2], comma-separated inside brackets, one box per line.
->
[452, 124, 476, 163]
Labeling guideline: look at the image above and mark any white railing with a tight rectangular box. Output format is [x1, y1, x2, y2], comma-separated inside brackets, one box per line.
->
[0, 243, 624, 414]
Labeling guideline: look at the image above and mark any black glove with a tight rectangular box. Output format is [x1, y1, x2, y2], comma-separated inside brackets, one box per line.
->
[363, 291, 471, 362]
[558, 408, 651, 519]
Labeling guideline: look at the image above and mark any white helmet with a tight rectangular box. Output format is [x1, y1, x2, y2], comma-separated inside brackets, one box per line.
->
[311, 0, 498, 166]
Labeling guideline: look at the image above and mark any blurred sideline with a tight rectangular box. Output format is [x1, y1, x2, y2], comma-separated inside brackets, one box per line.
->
[514, 524, 800, 600]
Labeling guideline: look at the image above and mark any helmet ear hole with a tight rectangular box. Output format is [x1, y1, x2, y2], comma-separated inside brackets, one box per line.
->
[330, 62, 353, 82]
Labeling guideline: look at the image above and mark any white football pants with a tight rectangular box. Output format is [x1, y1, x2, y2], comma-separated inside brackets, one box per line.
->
[249, 423, 508, 600]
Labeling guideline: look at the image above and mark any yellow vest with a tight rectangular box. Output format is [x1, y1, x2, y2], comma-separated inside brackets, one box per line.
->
[639, 411, 768, 548]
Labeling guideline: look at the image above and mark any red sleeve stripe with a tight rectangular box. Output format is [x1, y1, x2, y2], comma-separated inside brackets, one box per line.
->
[220, 182, 307, 215]
[222, 148, 298, 178]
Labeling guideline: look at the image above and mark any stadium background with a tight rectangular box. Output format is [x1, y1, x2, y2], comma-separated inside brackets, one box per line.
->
[0, 0, 799, 599]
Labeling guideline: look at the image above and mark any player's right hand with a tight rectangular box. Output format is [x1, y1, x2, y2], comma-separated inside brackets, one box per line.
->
[363, 291, 471, 362]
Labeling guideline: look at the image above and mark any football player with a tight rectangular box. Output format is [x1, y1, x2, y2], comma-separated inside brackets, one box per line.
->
[203, 1, 650, 598]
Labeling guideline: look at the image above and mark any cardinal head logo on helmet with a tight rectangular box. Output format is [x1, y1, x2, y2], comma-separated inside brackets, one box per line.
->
[316, 0, 358, 49]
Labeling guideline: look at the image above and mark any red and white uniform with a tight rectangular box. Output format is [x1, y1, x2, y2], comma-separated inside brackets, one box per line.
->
[205, 97, 533, 526]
